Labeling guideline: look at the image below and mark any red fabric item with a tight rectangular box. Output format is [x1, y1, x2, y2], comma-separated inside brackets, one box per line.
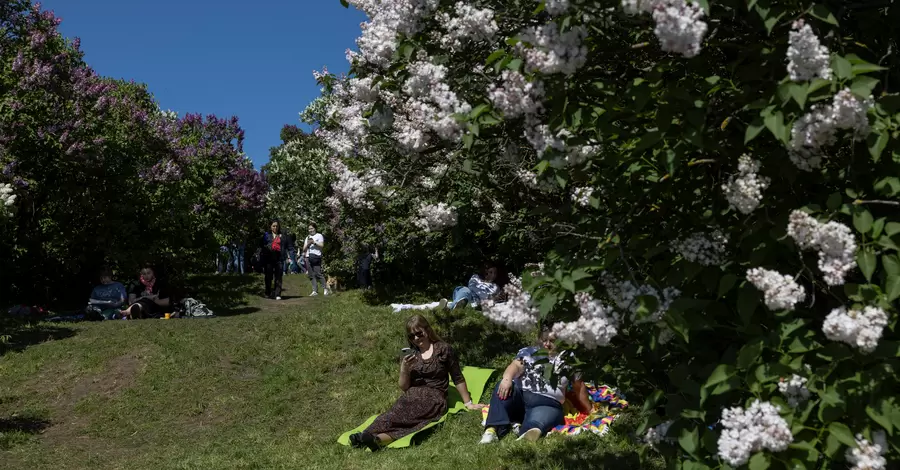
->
[271, 235, 282, 252]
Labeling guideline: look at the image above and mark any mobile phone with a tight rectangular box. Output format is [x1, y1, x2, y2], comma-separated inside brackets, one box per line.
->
[400, 347, 414, 356]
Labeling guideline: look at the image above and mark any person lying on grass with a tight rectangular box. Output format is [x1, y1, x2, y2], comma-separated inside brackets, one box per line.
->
[119, 265, 170, 319]
[349, 314, 484, 451]
[479, 328, 588, 444]
[438, 262, 503, 311]
[87, 267, 127, 319]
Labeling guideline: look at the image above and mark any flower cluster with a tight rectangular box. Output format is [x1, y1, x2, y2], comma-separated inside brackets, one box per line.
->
[348, 0, 439, 69]
[722, 154, 769, 214]
[622, 0, 708, 58]
[602, 275, 680, 324]
[0, 183, 17, 216]
[571, 187, 592, 207]
[438, 3, 498, 50]
[846, 432, 887, 470]
[413, 202, 458, 231]
[644, 420, 674, 448]
[330, 157, 375, 209]
[516, 23, 588, 75]
[717, 400, 793, 467]
[787, 20, 831, 81]
[482, 275, 540, 333]
[822, 305, 889, 354]
[551, 292, 620, 349]
[397, 59, 472, 148]
[787, 210, 858, 285]
[789, 89, 873, 171]
[671, 230, 727, 266]
[777, 374, 811, 407]
[488, 71, 545, 119]
[746, 268, 806, 311]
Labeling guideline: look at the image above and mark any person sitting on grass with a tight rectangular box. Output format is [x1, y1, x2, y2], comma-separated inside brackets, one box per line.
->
[349, 315, 484, 451]
[479, 329, 581, 444]
[119, 265, 170, 319]
[438, 262, 501, 311]
[87, 267, 127, 320]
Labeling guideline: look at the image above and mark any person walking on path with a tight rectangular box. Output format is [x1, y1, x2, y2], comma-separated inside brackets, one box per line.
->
[302, 223, 328, 296]
[261, 220, 293, 300]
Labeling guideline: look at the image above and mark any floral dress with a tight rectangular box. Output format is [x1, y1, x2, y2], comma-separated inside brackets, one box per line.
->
[364, 341, 465, 440]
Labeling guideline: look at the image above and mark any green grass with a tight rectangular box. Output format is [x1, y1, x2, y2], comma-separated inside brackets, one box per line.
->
[0, 275, 660, 469]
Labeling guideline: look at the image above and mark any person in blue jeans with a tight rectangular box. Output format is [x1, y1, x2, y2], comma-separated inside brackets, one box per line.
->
[229, 240, 246, 274]
[439, 262, 500, 310]
[480, 330, 576, 443]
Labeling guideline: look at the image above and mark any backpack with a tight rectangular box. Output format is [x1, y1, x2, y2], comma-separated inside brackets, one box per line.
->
[178, 298, 215, 317]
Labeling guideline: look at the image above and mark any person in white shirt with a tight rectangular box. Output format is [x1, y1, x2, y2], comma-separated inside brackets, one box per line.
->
[439, 262, 500, 310]
[302, 223, 328, 296]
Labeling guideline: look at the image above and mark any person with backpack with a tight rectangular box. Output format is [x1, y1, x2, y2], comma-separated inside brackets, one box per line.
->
[302, 223, 328, 296]
[261, 220, 293, 300]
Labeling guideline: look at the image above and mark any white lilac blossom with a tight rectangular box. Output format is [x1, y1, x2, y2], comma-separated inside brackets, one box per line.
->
[722, 154, 770, 214]
[400, 60, 472, 144]
[777, 374, 811, 408]
[602, 275, 681, 324]
[822, 305, 889, 354]
[524, 115, 569, 155]
[551, 292, 620, 349]
[789, 89, 873, 171]
[540, 0, 572, 15]
[0, 183, 16, 207]
[644, 420, 674, 447]
[482, 276, 539, 333]
[717, 400, 793, 467]
[622, 0, 708, 58]
[439, 3, 498, 50]
[516, 23, 588, 75]
[657, 327, 675, 345]
[847, 432, 888, 470]
[488, 71, 545, 119]
[413, 202, 458, 232]
[671, 230, 727, 266]
[787, 210, 858, 285]
[787, 20, 832, 81]
[571, 187, 592, 207]
[329, 157, 376, 209]
[348, 0, 440, 68]
[746, 268, 806, 311]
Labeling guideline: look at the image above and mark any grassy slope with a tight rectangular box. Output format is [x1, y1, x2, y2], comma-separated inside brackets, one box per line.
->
[0, 275, 659, 470]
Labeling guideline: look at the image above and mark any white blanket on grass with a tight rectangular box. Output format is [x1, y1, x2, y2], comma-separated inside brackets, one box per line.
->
[390, 301, 440, 313]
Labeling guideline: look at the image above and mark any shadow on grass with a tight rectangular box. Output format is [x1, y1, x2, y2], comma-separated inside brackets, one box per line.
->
[183, 274, 260, 316]
[0, 321, 76, 356]
[503, 437, 643, 469]
[0, 414, 52, 450]
[430, 308, 528, 368]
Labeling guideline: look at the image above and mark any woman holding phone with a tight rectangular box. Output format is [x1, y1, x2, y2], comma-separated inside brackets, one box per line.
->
[348, 315, 483, 451]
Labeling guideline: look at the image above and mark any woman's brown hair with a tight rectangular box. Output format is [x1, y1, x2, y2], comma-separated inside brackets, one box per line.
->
[405, 314, 441, 349]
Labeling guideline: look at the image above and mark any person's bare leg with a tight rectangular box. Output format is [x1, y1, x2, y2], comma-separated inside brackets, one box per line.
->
[375, 433, 393, 446]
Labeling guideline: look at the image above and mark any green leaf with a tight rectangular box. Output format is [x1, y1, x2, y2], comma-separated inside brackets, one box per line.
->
[745, 118, 765, 144]
[764, 111, 786, 143]
[827, 422, 857, 447]
[858, 248, 877, 282]
[704, 364, 736, 388]
[634, 295, 660, 322]
[506, 58, 523, 71]
[748, 452, 771, 470]
[873, 218, 886, 239]
[886, 222, 900, 236]
[868, 131, 889, 162]
[470, 104, 490, 119]
[642, 390, 664, 412]
[865, 398, 895, 434]
[789, 82, 809, 108]
[875, 177, 900, 197]
[718, 274, 738, 298]
[678, 426, 699, 455]
[883, 254, 900, 276]
[853, 208, 874, 234]
[852, 62, 887, 76]
[339, 0, 350, 7]
[834, 55, 853, 80]
[560, 276, 575, 293]
[885, 275, 900, 302]
[826, 192, 843, 210]
[737, 339, 764, 369]
[485, 49, 505, 66]
[462, 133, 473, 149]
[737, 285, 758, 327]
[852, 75, 880, 98]
[824, 432, 842, 458]
[809, 4, 839, 25]
[808, 78, 832, 95]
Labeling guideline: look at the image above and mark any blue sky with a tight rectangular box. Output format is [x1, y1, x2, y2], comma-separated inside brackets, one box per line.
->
[42, 0, 366, 168]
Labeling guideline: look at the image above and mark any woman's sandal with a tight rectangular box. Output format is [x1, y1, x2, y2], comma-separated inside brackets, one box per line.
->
[349, 431, 381, 451]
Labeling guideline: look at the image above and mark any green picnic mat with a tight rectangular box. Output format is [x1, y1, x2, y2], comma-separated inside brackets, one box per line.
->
[337, 366, 495, 449]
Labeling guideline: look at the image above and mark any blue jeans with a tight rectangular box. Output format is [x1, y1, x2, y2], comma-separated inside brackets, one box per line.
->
[230, 244, 245, 274]
[484, 382, 564, 438]
[448, 286, 478, 308]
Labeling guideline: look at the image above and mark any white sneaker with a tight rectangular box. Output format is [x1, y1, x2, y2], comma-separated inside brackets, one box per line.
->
[479, 428, 498, 444]
[512, 423, 521, 435]
[275, 296, 282, 300]
[517, 428, 541, 442]
[324, 289, 330, 296]
[310, 291, 318, 297]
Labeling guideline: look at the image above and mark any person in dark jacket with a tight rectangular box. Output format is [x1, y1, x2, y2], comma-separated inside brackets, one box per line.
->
[357, 245, 378, 290]
[260, 220, 293, 300]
